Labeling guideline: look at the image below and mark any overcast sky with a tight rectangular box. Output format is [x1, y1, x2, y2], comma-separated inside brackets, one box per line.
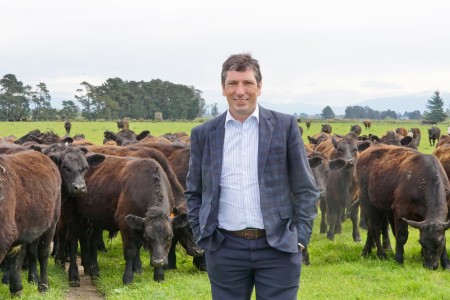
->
[1, 0, 450, 115]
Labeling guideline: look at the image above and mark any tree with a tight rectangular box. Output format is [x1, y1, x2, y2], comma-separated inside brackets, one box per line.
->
[424, 90, 447, 124]
[321, 106, 335, 119]
[60, 100, 80, 120]
[380, 109, 397, 120]
[344, 105, 365, 119]
[0, 74, 31, 121]
[210, 103, 219, 117]
[31, 82, 53, 121]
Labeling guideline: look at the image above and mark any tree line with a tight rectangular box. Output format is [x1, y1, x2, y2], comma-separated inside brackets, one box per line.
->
[0, 74, 217, 122]
[319, 90, 447, 124]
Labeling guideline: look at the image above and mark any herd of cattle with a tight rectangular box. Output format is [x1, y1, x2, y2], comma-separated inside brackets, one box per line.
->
[1, 120, 450, 296]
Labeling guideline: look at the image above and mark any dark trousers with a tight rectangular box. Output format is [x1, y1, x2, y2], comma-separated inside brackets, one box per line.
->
[205, 230, 302, 300]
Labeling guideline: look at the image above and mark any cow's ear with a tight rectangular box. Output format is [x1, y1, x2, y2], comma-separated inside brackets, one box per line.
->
[125, 214, 145, 231]
[87, 154, 105, 167]
[308, 156, 323, 169]
[48, 153, 62, 165]
[357, 141, 372, 152]
[29, 144, 43, 152]
[172, 213, 188, 230]
[61, 137, 74, 144]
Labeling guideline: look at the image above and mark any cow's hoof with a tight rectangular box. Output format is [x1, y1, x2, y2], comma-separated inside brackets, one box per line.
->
[11, 290, 22, 298]
[38, 283, 49, 293]
[69, 280, 80, 287]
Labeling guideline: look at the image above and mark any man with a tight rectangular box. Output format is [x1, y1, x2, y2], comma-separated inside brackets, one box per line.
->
[185, 53, 319, 300]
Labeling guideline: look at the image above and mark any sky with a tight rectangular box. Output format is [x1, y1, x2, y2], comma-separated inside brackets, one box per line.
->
[1, 0, 450, 115]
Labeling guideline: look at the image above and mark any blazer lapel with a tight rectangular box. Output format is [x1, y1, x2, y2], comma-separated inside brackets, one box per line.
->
[258, 106, 273, 181]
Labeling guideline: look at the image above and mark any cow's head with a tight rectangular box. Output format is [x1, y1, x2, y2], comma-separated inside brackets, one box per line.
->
[331, 135, 358, 167]
[45, 145, 105, 195]
[126, 207, 173, 268]
[403, 218, 450, 270]
[171, 206, 204, 257]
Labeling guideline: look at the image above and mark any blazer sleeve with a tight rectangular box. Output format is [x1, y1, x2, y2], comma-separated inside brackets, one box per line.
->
[185, 127, 203, 242]
[287, 116, 319, 247]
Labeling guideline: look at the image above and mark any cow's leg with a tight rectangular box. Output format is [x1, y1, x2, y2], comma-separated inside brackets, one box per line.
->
[165, 238, 178, 270]
[302, 247, 310, 265]
[349, 203, 361, 242]
[193, 255, 207, 271]
[132, 240, 143, 274]
[326, 209, 338, 241]
[319, 197, 327, 233]
[122, 234, 138, 285]
[153, 266, 165, 282]
[440, 239, 450, 269]
[394, 220, 409, 264]
[37, 227, 55, 293]
[54, 220, 67, 269]
[381, 216, 392, 251]
[6, 246, 26, 297]
[67, 231, 80, 287]
[87, 227, 102, 279]
[26, 241, 39, 284]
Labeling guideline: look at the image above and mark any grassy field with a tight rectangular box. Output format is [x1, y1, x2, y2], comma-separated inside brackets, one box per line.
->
[1, 119, 450, 299]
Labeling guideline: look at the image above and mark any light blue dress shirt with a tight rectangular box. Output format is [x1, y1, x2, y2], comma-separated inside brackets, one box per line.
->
[218, 105, 264, 230]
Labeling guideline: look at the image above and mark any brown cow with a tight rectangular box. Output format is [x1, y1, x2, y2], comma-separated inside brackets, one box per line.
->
[75, 155, 176, 284]
[395, 127, 408, 137]
[306, 121, 311, 130]
[362, 120, 371, 129]
[357, 144, 450, 269]
[408, 127, 421, 146]
[0, 151, 61, 296]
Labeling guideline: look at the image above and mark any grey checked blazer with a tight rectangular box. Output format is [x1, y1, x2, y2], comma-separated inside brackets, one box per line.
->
[185, 106, 319, 253]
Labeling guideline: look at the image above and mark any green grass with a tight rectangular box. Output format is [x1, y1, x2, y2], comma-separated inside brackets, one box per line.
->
[1, 119, 450, 299]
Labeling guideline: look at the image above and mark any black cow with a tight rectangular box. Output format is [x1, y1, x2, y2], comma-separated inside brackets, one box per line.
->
[315, 134, 368, 242]
[357, 144, 450, 269]
[64, 121, 72, 135]
[74, 155, 179, 284]
[428, 127, 441, 146]
[321, 124, 332, 134]
[350, 124, 362, 136]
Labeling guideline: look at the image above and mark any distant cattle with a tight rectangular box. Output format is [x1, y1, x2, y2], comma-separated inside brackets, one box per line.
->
[362, 120, 371, 129]
[14, 129, 72, 146]
[350, 124, 362, 136]
[321, 124, 332, 134]
[357, 144, 450, 269]
[103, 129, 150, 146]
[64, 121, 72, 135]
[395, 127, 408, 137]
[408, 127, 421, 146]
[306, 121, 311, 130]
[428, 127, 441, 146]
[370, 131, 418, 150]
[0, 150, 62, 296]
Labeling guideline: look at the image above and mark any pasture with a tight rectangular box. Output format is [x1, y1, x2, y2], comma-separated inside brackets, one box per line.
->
[1, 119, 450, 299]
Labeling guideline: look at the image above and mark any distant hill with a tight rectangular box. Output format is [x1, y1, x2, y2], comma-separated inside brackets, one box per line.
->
[257, 90, 450, 117]
[356, 91, 450, 115]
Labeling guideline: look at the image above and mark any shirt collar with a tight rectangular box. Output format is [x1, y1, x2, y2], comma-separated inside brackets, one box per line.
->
[225, 104, 260, 124]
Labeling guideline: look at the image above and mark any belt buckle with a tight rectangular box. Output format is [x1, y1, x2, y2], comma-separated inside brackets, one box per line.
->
[244, 228, 258, 239]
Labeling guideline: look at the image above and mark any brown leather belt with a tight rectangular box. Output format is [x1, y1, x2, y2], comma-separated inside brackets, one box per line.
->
[223, 228, 266, 240]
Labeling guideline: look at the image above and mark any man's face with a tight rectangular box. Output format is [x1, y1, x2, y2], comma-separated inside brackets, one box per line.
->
[222, 68, 262, 122]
